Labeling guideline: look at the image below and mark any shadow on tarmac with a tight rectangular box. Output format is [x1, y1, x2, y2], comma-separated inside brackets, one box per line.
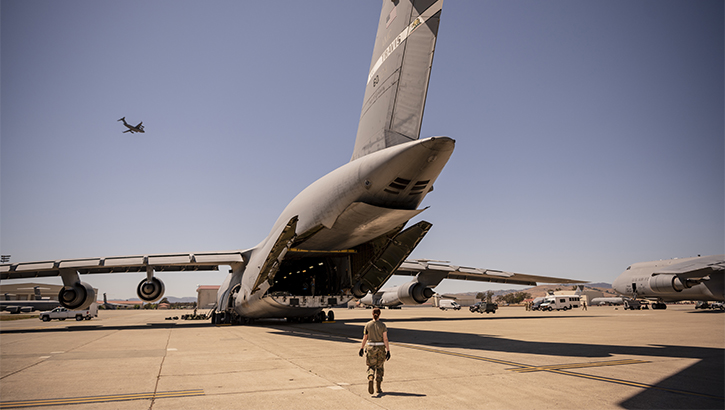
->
[2, 315, 722, 409]
[0, 321, 215, 334]
[377, 392, 426, 397]
[273, 318, 724, 410]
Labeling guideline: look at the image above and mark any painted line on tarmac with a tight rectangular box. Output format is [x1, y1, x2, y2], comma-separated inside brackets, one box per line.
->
[508, 358, 650, 372]
[0, 389, 205, 409]
[394, 343, 724, 402]
[392, 342, 524, 367]
[544, 369, 724, 401]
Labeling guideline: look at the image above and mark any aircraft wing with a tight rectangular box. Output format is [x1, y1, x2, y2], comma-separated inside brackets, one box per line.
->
[653, 254, 725, 279]
[395, 259, 587, 287]
[0, 251, 248, 280]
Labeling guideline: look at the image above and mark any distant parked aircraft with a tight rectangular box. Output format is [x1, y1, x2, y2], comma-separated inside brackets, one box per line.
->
[589, 297, 624, 306]
[0, 286, 60, 313]
[612, 255, 724, 309]
[102, 293, 132, 310]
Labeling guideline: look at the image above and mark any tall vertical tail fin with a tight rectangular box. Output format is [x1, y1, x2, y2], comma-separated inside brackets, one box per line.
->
[351, 0, 443, 161]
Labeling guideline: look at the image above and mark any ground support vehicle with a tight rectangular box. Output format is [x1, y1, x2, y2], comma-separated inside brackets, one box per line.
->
[623, 299, 649, 310]
[39, 304, 98, 322]
[439, 300, 461, 310]
[539, 296, 581, 311]
[469, 302, 498, 314]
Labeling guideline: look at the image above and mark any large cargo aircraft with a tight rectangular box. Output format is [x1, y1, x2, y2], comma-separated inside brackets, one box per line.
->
[0, 286, 61, 313]
[612, 254, 724, 309]
[1, 0, 584, 324]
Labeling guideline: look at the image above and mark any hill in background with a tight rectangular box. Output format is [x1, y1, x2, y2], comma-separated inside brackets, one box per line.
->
[448, 283, 616, 300]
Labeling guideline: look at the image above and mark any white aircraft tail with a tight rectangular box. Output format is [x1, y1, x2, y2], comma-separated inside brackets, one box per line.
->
[351, 0, 443, 161]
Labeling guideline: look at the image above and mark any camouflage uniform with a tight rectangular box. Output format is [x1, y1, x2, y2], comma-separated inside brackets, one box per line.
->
[364, 319, 388, 382]
[366, 345, 386, 381]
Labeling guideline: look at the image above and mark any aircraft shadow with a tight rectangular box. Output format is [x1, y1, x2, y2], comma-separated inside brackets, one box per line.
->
[341, 314, 603, 324]
[2, 317, 722, 409]
[0, 321, 216, 334]
[272, 319, 724, 410]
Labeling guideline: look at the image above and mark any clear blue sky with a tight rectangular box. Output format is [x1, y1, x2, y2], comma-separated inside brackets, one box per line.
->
[2, 1, 723, 299]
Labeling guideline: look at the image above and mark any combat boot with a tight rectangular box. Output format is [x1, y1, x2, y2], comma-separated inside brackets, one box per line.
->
[368, 376, 374, 394]
[376, 380, 383, 394]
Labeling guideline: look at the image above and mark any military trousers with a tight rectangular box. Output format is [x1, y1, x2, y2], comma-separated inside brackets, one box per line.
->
[365, 345, 386, 382]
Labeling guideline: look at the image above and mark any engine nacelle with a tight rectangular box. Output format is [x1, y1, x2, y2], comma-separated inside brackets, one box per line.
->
[137, 277, 165, 302]
[394, 281, 434, 305]
[58, 282, 96, 310]
[352, 281, 372, 299]
[649, 274, 687, 293]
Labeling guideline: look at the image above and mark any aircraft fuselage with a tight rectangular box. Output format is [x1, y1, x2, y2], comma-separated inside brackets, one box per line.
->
[612, 257, 724, 302]
[219, 136, 455, 319]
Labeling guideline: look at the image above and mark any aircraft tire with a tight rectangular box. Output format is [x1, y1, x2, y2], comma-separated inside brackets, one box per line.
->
[327, 310, 335, 321]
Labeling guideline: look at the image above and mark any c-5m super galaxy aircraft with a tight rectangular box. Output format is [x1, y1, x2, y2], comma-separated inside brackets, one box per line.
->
[612, 254, 724, 309]
[1, 0, 584, 324]
[0, 286, 60, 313]
[117, 117, 144, 134]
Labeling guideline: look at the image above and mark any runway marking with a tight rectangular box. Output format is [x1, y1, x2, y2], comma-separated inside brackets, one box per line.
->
[393, 343, 724, 402]
[0, 389, 205, 409]
[508, 358, 650, 372]
[544, 369, 724, 401]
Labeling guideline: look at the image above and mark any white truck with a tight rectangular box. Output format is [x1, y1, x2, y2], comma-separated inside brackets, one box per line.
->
[438, 299, 461, 310]
[539, 296, 580, 311]
[39, 304, 98, 322]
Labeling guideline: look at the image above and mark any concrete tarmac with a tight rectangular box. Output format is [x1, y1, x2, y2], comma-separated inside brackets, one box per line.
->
[1, 305, 723, 409]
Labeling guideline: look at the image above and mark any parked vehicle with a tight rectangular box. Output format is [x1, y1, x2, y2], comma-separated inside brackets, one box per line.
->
[469, 301, 498, 314]
[538, 296, 580, 311]
[695, 301, 725, 311]
[39, 304, 98, 322]
[531, 297, 546, 311]
[439, 299, 461, 310]
[623, 299, 649, 310]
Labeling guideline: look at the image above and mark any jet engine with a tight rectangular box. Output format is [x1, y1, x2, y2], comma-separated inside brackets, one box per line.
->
[136, 277, 165, 302]
[649, 274, 689, 293]
[388, 280, 434, 305]
[352, 281, 372, 299]
[58, 282, 95, 310]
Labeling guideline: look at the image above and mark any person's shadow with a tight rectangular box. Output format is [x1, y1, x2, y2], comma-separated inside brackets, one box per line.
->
[375, 392, 426, 398]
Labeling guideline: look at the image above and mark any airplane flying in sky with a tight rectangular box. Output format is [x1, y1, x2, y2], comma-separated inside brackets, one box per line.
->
[117, 117, 144, 134]
[1, 0, 584, 324]
[612, 254, 724, 309]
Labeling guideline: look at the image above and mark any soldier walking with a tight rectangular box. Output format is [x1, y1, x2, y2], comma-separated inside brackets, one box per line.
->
[359, 308, 390, 395]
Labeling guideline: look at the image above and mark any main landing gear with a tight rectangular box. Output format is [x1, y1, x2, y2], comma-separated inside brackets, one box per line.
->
[211, 310, 336, 325]
[286, 310, 335, 323]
